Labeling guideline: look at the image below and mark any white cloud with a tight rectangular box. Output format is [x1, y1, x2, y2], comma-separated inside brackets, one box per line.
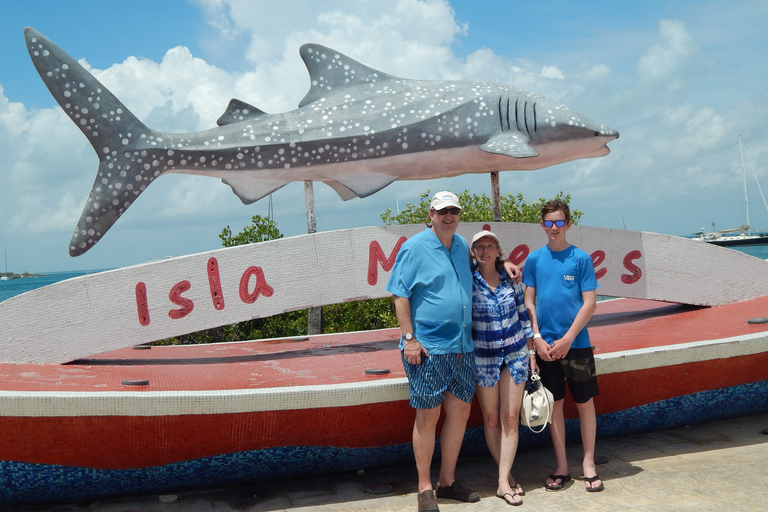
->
[637, 19, 700, 91]
[541, 66, 564, 80]
[0, 86, 29, 137]
[7, 192, 81, 233]
[579, 63, 610, 83]
[2, 1, 768, 271]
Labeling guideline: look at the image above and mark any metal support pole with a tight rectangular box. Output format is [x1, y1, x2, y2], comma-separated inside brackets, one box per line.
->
[304, 181, 323, 335]
[490, 171, 502, 222]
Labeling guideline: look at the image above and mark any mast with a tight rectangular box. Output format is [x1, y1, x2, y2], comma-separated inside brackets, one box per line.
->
[740, 134, 750, 234]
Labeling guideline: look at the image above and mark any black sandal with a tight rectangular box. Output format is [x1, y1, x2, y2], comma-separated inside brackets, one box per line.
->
[584, 474, 605, 492]
[496, 491, 523, 506]
[545, 474, 571, 490]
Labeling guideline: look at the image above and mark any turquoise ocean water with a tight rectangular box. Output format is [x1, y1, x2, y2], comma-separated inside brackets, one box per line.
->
[0, 270, 108, 303]
[1, 245, 768, 304]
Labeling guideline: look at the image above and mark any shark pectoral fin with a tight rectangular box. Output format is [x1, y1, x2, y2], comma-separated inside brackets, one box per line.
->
[222, 177, 290, 204]
[480, 133, 539, 158]
[328, 172, 399, 199]
[324, 181, 358, 201]
[216, 99, 267, 126]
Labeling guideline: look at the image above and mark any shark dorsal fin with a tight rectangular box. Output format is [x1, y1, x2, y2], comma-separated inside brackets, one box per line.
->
[298, 44, 398, 107]
[216, 99, 267, 126]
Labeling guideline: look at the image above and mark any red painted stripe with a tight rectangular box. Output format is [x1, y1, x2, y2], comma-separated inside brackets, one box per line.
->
[0, 400, 416, 469]
[2, 351, 764, 469]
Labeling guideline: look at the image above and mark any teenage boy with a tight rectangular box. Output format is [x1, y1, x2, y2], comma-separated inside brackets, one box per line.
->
[522, 199, 604, 493]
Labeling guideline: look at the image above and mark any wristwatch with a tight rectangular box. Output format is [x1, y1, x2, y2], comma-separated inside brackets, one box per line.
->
[404, 333, 414, 341]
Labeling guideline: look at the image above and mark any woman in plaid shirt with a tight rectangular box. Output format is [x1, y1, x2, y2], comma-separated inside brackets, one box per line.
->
[470, 230, 536, 506]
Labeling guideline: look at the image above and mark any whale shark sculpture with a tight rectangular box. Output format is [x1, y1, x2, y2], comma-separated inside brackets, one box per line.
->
[25, 27, 619, 256]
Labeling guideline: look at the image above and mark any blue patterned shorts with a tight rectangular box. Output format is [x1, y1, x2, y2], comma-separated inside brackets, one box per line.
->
[401, 352, 476, 409]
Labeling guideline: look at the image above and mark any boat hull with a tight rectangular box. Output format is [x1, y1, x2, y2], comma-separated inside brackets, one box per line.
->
[705, 235, 768, 246]
[1, 296, 768, 504]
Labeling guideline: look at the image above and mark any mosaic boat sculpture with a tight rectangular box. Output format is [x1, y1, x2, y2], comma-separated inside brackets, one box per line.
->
[1, 224, 767, 504]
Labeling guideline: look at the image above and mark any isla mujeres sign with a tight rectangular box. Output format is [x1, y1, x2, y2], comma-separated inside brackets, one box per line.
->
[2, 222, 768, 365]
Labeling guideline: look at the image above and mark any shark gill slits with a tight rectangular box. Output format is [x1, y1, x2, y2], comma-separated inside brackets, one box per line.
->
[533, 102, 538, 132]
[505, 97, 511, 130]
[514, 99, 520, 131]
[498, 97, 504, 131]
[523, 101, 529, 135]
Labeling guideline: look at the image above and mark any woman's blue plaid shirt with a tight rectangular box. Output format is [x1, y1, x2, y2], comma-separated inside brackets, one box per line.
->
[471, 268, 533, 387]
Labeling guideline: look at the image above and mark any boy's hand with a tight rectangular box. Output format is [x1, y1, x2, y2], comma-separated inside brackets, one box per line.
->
[548, 338, 572, 359]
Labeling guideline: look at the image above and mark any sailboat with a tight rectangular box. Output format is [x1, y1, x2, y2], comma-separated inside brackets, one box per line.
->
[0, 250, 8, 281]
[693, 136, 768, 246]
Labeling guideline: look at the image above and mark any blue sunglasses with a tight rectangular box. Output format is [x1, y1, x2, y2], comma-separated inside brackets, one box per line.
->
[543, 219, 567, 228]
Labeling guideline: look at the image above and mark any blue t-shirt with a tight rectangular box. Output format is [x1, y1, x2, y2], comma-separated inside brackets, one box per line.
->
[386, 227, 473, 354]
[522, 244, 598, 349]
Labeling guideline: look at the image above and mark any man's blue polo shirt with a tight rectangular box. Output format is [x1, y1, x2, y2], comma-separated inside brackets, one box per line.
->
[386, 227, 473, 355]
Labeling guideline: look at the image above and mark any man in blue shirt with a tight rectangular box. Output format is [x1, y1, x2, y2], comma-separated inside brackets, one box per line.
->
[386, 191, 479, 511]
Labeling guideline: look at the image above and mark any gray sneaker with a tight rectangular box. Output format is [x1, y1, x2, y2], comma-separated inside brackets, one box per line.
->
[417, 489, 439, 511]
[435, 480, 480, 502]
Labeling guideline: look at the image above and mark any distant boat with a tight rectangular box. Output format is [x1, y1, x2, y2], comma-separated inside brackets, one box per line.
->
[694, 136, 768, 246]
[0, 250, 8, 281]
[692, 226, 768, 247]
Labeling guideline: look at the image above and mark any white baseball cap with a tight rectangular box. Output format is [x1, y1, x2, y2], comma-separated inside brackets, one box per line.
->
[430, 191, 461, 210]
[471, 230, 500, 246]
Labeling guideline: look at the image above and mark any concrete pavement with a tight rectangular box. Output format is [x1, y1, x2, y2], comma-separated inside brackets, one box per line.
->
[8, 412, 768, 512]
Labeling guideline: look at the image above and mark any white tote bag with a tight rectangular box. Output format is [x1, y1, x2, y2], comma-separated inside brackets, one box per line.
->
[520, 372, 554, 433]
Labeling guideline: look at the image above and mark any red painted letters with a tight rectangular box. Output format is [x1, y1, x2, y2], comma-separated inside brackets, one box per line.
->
[508, 244, 530, 267]
[239, 266, 275, 304]
[207, 258, 225, 310]
[136, 260, 274, 325]
[368, 237, 407, 286]
[134, 238, 645, 328]
[591, 250, 607, 280]
[621, 250, 643, 284]
[135, 282, 150, 326]
[168, 281, 194, 319]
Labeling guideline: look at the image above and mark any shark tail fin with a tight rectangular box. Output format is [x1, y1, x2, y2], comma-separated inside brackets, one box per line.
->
[25, 27, 163, 256]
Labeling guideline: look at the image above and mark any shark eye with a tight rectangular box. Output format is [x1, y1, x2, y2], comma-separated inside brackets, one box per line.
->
[594, 131, 600, 136]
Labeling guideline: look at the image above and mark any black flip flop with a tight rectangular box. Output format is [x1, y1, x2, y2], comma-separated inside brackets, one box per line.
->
[497, 492, 523, 506]
[545, 474, 571, 490]
[509, 476, 525, 496]
[585, 474, 605, 492]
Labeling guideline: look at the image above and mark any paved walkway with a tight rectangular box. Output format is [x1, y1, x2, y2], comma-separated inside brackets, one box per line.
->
[9, 412, 768, 512]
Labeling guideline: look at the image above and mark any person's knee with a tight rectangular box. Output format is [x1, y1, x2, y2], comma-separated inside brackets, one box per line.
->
[444, 399, 472, 422]
[501, 408, 520, 429]
[483, 411, 501, 431]
[415, 405, 442, 427]
[575, 397, 595, 412]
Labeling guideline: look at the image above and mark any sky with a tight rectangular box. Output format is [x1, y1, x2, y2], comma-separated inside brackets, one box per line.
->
[0, 0, 767, 272]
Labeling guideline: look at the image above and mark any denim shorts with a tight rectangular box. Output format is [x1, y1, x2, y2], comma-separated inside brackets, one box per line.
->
[536, 347, 599, 403]
[402, 351, 476, 409]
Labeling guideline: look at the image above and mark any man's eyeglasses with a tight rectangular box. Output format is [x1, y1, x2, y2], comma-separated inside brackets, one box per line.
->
[543, 219, 567, 228]
[433, 207, 461, 216]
